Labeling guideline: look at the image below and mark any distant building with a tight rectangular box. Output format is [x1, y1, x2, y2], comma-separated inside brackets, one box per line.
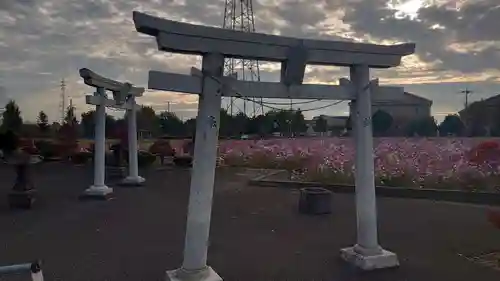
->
[371, 92, 432, 135]
[307, 92, 432, 136]
[458, 94, 500, 136]
[309, 115, 349, 136]
[372, 92, 432, 120]
[139, 129, 154, 139]
[312, 115, 349, 127]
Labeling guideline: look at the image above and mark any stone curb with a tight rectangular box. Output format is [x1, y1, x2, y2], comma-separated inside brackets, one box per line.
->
[248, 173, 500, 206]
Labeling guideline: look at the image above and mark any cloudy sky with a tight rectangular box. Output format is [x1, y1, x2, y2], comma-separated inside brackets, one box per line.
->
[1, 0, 500, 123]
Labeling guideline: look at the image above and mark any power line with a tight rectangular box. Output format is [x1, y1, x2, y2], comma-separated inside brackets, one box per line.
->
[197, 68, 345, 113]
[256, 98, 324, 106]
[245, 96, 344, 112]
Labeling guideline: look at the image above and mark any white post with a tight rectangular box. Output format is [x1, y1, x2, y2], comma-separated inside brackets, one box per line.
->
[82, 87, 113, 198]
[352, 65, 380, 253]
[122, 97, 145, 186]
[340, 65, 398, 270]
[166, 53, 223, 281]
[95, 97, 106, 187]
[31, 270, 44, 281]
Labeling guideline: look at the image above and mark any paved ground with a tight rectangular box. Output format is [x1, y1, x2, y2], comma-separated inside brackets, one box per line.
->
[0, 163, 498, 281]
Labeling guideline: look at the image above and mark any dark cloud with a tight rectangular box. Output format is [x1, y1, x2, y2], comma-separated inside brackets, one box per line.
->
[0, 0, 499, 122]
[340, 0, 500, 73]
[274, 1, 326, 27]
[0, 0, 37, 12]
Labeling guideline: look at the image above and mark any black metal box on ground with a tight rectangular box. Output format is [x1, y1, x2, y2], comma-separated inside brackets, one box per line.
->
[8, 190, 37, 209]
[298, 187, 332, 215]
[173, 156, 193, 167]
[106, 166, 126, 181]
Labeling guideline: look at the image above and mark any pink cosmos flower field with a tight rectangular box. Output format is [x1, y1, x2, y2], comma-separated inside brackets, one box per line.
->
[217, 137, 500, 192]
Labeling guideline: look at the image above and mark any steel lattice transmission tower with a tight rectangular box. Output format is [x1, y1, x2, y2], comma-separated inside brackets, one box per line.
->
[222, 0, 264, 116]
[60, 78, 67, 124]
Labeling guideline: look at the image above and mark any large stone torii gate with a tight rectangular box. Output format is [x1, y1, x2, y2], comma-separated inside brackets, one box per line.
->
[79, 68, 146, 199]
[133, 11, 415, 281]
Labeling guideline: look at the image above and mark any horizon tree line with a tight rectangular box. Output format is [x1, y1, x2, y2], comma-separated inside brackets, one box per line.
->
[0, 99, 494, 139]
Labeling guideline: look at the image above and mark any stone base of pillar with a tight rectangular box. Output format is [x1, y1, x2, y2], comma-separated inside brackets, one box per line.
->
[166, 266, 222, 281]
[340, 246, 399, 270]
[120, 176, 145, 186]
[80, 185, 113, 200]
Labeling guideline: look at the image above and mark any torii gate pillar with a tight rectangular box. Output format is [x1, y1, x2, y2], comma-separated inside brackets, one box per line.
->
[83, 86, 113, 198]
[166, 53, 224, 281]
[339, 65, 399, 269]
[122, 96, 145, 186]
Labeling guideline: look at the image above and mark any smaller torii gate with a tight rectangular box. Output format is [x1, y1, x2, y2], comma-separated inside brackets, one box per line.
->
[134, 10, 415, 281]
[79, 68, 146, 198]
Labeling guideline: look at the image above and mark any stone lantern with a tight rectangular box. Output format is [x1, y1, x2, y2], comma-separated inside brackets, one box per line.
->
[0, 130, 36, 209]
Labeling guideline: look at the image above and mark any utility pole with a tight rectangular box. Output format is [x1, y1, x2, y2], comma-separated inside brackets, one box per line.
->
[459, 87, 473, 133]
[60, 79, 66, 124]
[460, 87, 473, 109]
[69, 98, 74, 124]
[167, 101, 171, 113]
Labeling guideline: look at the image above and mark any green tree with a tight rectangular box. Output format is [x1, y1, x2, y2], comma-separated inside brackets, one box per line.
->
[263, 110, 280, 133]
[37, 110, 49, 134]
[184, 118, 197, 136]
[81, 110, 117, 138]
[137, 106, 160, 137]
[313, 115, 328, 133]
[266, 109, 296, 135]
[247, 114, 272, 136]
[438, 114, 465, 136]
[1, 100, 23, 133]
[80, 110, 95, 138]
[371, 110, 393, 136]
[105, 114, 117, 137]
[59, 105, 79, 140]
[218, 109, 232, 137]
[345, 115, 352, 131]
[233, 112, 249, 136]
[63, 105, 78, 127]
[158, 111, 185, 136]
[291, 110, 307, 135]
[492, 110, 500, 136]
[407, 116, 438, 137]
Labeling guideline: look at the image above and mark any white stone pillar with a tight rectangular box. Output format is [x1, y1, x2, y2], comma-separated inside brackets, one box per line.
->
[122, 98, 145, 186]
[348, 101, 356, 136]
[166, 53, 224, 281]
[83, 87, 113, 198]
[353, 67, 379, 252]
[340, 65, 398, 270]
